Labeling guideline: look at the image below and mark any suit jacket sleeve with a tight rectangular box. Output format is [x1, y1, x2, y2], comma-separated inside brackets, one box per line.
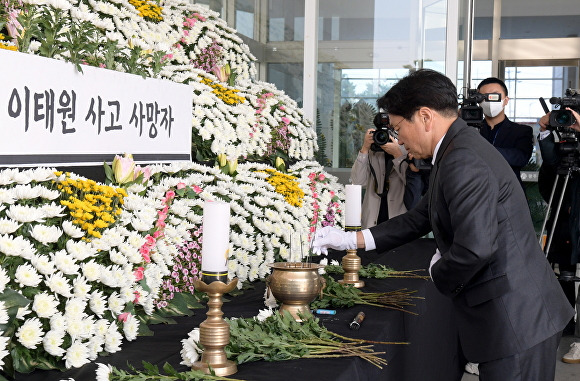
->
[495, 124, 533, 168]
[430, 147, 499, 297]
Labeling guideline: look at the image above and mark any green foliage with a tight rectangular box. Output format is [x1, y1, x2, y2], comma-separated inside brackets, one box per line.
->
[226, 311, 387, 368]
[324, 263, 429, 280]
[314, 108, 329, 167]
[311, 275, 423, 314]
[105, 361, 245, 380]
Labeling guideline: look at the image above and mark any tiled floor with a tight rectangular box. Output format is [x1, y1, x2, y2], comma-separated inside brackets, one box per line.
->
[461, 334, 580, 381]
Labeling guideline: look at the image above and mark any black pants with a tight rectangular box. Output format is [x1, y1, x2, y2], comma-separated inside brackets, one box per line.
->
[478, 331, 562, 381]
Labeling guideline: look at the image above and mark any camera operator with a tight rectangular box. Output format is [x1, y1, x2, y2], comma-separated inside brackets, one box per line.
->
[350, 122, 409, 229]
[477, 77, 534, 190]
[538, 108, 580, 363]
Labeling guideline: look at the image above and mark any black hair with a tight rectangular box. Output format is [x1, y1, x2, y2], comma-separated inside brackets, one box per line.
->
[476, 77, 508, 97]
[377, 69, 458, 120]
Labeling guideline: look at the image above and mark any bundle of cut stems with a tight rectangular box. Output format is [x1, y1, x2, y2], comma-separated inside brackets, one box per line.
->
[311, 275, 424, 314]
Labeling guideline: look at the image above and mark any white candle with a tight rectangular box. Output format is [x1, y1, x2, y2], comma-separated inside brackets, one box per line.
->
[345, 184, 362, 228]
[201, 201, 230, 273]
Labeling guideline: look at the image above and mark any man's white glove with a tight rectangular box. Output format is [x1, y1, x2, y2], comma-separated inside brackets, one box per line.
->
[429, 249, 442, 279]
[311, 226, 357, 255]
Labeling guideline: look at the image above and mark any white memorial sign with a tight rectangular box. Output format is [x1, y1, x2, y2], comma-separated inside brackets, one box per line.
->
[0, 50, 193, 167]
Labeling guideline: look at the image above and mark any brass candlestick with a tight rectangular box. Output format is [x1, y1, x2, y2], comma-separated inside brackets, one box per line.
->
[192, 278, 238, 377]
[338, 226, 364, 288]
[338, 249, 365, 288]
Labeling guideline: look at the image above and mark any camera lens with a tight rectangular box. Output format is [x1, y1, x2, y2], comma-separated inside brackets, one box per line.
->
[373, 129, 390, 146]
[550, 110, 574, 127]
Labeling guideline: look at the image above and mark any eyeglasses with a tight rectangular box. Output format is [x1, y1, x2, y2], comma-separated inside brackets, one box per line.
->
[389, 117, 406, 131]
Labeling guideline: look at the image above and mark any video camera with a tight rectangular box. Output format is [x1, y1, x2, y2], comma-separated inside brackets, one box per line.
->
[548, 89, 580, 129]
[540, 89, 580, 172]
[459, 89, 501, 128]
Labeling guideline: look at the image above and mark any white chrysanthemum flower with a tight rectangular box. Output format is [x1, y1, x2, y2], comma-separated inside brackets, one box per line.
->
[16, 317, 44, 349]
[87, 335, 104, 361]
[0, 234, 26, 256]
[30, 254, 56, 275]
[32, 292, 60, 318]
[255, 307, 274, 322]
[0, 267, 9, 292]
[53, 249, 79, 275]
[38, 187, 60, 200]
[5, 204, 46, 222]
[0, 301, 8, 324]
[104, 325, 123, 353]
[0, 218, 21, 234]
[64, 340, 90, 369]
[73, 276, 91, 300]
[64, 298, 86, 320]
[62, 221, 84, 238]
[89, 290, 107, 318]
[81, 260, 102, 282]
[16, 306, 31, 320]
[94, 319, 110, 339]
[12, 184, 41, 199]
[66, 240, 97, 261]
[122, 314, 139, 341]
[180, 328, 201, 367]
[43, 330, 66, 357]
[0, 334, 9, 368]
[15, 263, 42, 288]
[40, 202, 66, 218]
[95, 363, 113, 381]
[108, 293, 125, 315]
[45, 272, 73, 298]
[49, 313, 68, 333]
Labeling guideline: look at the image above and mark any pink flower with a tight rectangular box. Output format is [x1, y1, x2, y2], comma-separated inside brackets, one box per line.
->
[153, 230, 164, 239]
[166, 190, 176, 199]
[145, 235, 156, 245]
[134, 267, 145, 281]
[177, 182, 186, 189]
[134, 165, 152, 181]
[99, 63, 106, 68]
[308, 173, 316, 180]
[133, 291, 141, 304]
[279, 106, 286, 111]
[318, 174, 326, 181]
[118, 312, 131, 322]
[192, 185, 202, 194]
[281, 117, 290, 124]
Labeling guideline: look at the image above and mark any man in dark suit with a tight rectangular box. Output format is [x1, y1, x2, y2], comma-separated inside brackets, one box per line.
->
[477, 77, 534, 190]
[312, 69, 574, 380]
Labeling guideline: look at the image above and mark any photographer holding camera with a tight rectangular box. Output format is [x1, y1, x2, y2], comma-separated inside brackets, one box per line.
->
[350, 111, 411, 229]
[477, 77, 534, 190]
[538, 106, 580, 364]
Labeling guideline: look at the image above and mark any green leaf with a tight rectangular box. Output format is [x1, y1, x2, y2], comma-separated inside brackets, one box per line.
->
[156, 293, 195, 317]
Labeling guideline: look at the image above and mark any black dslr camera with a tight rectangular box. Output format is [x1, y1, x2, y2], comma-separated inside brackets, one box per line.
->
[459, 89, 501, 128]
[549, 89, 580, 129]
[371, 112, 395, 152]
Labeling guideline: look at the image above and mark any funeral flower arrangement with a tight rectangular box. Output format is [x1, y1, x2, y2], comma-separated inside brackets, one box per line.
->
[0, 0, 345, 376]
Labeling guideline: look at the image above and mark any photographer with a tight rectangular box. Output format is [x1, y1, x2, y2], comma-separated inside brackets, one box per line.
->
[477, 78, 534, 190]
[538, 107, 580, 363]
[350, 123, 409, 229]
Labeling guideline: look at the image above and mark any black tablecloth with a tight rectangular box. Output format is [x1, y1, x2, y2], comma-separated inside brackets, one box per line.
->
[15, 238, 463, 381]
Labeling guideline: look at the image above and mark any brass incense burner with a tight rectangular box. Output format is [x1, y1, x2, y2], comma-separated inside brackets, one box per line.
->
[266, 262, 325, 321]
[191, 278, 238, 377]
